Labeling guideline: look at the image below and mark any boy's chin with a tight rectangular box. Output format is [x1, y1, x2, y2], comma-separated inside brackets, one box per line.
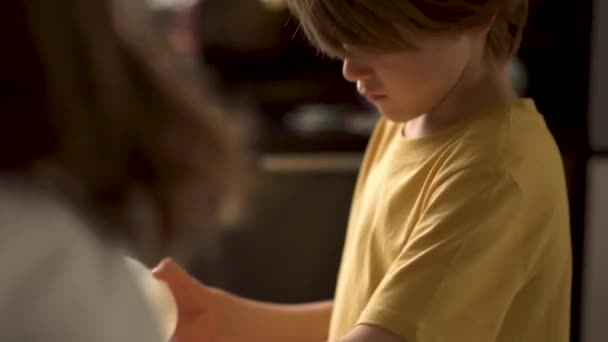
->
[375, 104, 417, 123]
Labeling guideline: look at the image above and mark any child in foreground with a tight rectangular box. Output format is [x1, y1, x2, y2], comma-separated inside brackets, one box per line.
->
[155, 1, 572, 341]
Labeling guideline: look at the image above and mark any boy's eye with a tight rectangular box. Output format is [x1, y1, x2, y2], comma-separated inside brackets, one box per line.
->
[332, 53, 347, 61]
[328, 50, 354, 62]
[341, 44, 367, 58]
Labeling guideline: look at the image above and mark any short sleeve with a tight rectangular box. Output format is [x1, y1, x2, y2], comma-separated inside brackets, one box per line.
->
[358, 167, 536, 341]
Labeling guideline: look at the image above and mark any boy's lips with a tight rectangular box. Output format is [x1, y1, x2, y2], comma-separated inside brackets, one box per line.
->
[362, 92, 387, 102]
[357, 82, 387, 102]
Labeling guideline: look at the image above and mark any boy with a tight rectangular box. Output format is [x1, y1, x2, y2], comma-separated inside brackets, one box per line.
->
[154, 0, 572, 341]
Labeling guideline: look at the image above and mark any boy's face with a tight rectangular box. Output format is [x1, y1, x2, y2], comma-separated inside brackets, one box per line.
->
[342, 32, 475, 123]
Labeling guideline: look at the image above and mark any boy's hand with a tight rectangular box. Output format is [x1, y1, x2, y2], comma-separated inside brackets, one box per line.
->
[152, 259, 225, 342]
[154, 259, 333, 342]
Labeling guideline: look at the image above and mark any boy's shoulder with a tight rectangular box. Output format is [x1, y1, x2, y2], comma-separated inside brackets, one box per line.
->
[365, 98, 557, 178]
[437, 98, 551, 171]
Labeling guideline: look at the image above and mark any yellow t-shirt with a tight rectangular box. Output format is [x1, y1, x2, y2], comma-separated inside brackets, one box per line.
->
[329, 98, 572, 342]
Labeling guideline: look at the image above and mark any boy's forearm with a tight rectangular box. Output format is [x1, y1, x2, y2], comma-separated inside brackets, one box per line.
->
[212, 288, 333, 342]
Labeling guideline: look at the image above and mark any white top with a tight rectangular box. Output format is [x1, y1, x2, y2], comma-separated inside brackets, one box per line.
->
[0, 178, 163, 342]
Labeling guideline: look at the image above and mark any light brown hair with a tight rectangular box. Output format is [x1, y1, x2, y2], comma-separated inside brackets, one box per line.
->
[287, 0, 529, 60]
[0, 0, 247, 261]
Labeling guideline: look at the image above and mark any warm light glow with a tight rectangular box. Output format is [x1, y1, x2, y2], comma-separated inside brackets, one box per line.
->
[259, 0, 287, 11]
[148, 0, 198, 10]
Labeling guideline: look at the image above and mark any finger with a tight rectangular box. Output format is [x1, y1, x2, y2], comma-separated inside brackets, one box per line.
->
[152, 258, 206, 301]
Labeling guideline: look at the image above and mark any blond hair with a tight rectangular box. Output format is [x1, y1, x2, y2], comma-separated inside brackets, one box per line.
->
[287, 0, 529, 60]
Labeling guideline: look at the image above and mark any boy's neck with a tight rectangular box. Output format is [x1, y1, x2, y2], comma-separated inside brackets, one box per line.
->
[404, 60, 518, 139]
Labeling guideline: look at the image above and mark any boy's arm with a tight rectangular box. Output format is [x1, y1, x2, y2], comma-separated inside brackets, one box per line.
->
[336, 325, 406, 342]
[153, 259, 332, 342]
[217, 297, 404, 342]
[218, 298, 402, 342]
[214, 290, 333, 342]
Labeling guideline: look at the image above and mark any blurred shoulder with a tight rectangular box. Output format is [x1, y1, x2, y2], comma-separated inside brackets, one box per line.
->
[0, 175, 161, 342]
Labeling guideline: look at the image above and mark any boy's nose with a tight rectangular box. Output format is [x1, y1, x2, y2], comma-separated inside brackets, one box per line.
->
[342, 58, 372, 83]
